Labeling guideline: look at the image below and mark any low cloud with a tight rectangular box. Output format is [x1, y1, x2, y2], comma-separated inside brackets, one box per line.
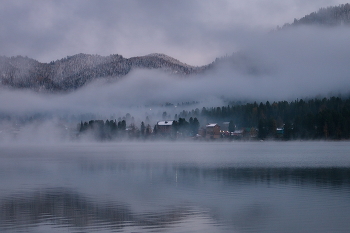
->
[1, 26, 350, 117]
[1, 24, 350, 143]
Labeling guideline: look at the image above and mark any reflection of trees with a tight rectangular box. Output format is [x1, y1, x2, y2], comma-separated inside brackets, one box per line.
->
[77, 159, 350, 188]
[176, 167, 350, 187]
[0, 188, 190, 231]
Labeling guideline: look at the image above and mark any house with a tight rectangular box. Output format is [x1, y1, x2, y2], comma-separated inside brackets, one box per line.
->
[231, 129, 244, 139]
[231, 128, 258, 140]
[156, 120, 175, 136]
[206, 123, 221, 139]
[276, 128, 284, 138]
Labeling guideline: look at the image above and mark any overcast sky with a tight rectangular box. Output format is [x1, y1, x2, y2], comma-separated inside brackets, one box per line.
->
[0, 0, 348, 65]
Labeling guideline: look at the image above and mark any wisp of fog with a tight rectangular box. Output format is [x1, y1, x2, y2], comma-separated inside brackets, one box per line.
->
[1, 26, 350, 142]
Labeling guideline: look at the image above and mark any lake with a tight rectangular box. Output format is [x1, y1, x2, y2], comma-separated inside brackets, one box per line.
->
[0, 141, 350, 232]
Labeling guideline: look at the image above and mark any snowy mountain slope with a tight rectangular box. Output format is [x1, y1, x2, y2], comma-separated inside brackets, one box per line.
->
[0, 53, 205, 92]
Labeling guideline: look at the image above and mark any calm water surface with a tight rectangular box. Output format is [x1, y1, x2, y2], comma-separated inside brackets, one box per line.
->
[0, 141, 350, 232]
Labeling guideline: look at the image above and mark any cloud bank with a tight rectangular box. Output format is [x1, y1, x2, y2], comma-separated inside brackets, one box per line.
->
[1, 26, 350, 119]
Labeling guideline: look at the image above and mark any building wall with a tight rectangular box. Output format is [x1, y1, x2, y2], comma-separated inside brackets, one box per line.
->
[206, 125, 221, 139]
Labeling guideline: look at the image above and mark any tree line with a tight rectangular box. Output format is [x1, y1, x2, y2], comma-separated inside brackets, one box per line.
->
[77, 117, 200, 140]
[77, 96, 350, 141]
[280, 3, 350, 29]
[199, 96, 350, 140]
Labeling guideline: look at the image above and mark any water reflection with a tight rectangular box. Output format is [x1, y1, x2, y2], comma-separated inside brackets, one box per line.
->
[0, 188, 193, 232]
[175, 167, 350, 187]
[2, 166, 348, 232]
[78, 157, 350, 188]
[1, 142, 350, 232]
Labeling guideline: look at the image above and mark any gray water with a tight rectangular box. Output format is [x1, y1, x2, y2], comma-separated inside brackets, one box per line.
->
[0, 141, 350, 232]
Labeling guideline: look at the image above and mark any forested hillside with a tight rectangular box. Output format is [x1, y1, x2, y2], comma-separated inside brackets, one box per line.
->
[186, 97, 350, 140]
[281, 3, 350, 28]
[0, 53, 203, 92]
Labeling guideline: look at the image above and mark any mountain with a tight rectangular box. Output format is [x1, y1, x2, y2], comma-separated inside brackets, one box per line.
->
[0, 53, 206, 92]
[280, 3, 350, 29]
[2, 3, 349, 92]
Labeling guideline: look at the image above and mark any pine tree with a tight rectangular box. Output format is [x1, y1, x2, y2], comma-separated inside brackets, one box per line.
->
[141, 121, 145, 136]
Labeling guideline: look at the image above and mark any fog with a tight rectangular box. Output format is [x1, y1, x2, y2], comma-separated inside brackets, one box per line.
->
[1, 26, 350, 116]
[2, 142, 350, 232]
[1, 1, 350, 142]
[2, 3, 350, 232]
[2, 28, 350, 142]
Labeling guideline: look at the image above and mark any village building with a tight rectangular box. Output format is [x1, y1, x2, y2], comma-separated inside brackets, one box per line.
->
[206, 123, 221, 139]
[231, 128, 258, 140]
[156, 120, 175, 136]
[231, 129, 244, 139]
[276, 127, 284, 138]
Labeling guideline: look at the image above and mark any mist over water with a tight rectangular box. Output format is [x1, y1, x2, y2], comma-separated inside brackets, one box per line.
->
[1, 142, 350, 232]
[1, 2, 350, 232]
